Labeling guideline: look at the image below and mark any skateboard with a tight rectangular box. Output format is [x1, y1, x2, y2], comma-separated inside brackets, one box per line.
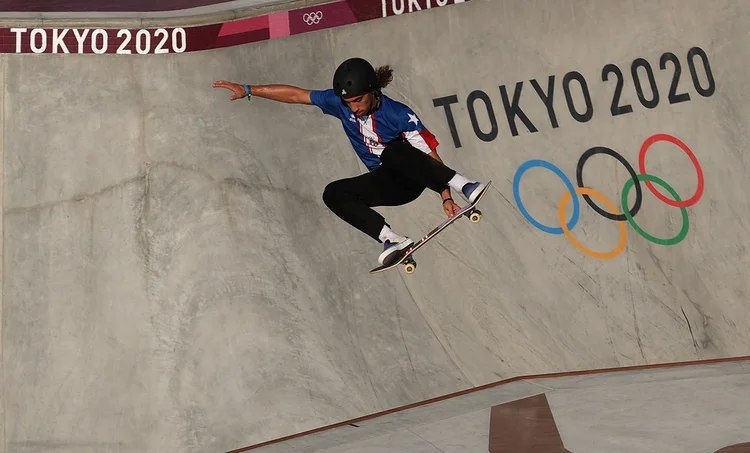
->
[369, 181, 492, 275]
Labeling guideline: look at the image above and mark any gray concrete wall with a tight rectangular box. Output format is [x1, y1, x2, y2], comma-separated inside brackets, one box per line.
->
[2, 0, 749, 452]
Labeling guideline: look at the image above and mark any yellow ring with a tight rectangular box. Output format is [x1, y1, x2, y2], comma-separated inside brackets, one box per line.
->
[558, 187, 627, 259]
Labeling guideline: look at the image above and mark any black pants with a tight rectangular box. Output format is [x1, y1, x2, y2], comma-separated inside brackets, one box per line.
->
[322, 139, 457, 242]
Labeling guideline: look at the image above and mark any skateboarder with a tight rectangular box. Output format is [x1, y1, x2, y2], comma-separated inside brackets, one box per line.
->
[213, 57, 487, 266]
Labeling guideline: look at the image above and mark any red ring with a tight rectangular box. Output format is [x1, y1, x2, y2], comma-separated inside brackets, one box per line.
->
[638, 133, 704, 208]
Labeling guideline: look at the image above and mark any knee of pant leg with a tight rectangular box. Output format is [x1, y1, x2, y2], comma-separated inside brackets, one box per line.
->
[322, 182, 335, 207]
[322, 180, 343, 208]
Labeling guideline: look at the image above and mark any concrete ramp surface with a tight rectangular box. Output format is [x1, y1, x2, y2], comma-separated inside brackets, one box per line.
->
[1, 0, 749, 452]
[239, 359, 750, 452]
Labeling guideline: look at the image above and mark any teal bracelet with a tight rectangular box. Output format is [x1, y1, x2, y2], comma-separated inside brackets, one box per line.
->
[243, 84, 252, 101]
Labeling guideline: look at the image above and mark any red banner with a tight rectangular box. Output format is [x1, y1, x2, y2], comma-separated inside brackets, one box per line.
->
[0, 0, 469, 54]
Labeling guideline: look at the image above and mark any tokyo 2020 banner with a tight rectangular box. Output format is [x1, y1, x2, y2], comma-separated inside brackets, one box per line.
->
[513, 133, 704, 260]
[0, 0, 468, 54]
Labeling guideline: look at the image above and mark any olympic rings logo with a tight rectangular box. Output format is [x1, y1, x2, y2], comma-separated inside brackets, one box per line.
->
[303, 11, 323, 25]
[512, 133, 705, 259]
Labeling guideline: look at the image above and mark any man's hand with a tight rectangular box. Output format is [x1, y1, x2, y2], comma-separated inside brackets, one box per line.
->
[439, 186, 460, 217]
[213, 80, 248, 100]
[442, 198, 462, 218]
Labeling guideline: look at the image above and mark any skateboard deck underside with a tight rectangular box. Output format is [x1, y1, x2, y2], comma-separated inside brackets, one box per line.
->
[369, 181, 492, 275]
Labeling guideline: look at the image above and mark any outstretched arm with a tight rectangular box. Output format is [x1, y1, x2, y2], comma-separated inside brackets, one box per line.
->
[213, 80, 312, 104]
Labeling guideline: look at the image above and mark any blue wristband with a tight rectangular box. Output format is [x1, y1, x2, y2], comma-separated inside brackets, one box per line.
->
[243, 84, 252, 100]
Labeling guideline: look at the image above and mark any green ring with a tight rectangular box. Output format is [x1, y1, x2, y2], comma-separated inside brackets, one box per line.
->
[621, 174, 689, 246]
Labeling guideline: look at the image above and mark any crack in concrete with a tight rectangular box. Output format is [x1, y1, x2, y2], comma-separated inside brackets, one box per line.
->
[3, 160, 318, 217]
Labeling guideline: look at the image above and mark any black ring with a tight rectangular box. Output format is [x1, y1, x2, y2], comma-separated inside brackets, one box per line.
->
[576, 146, 642, 221]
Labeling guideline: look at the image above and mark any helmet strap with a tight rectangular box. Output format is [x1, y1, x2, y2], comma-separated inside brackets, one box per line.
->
[369, 91, 382, 114]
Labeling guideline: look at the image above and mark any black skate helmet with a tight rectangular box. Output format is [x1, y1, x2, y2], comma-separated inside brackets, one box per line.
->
[332, 57, 377, 98]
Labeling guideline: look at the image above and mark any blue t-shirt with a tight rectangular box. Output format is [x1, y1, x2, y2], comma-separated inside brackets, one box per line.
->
[309, 89, 439, 171]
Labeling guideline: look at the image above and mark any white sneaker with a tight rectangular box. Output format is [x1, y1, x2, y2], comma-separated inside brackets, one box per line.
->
[378, 236, 415, 266]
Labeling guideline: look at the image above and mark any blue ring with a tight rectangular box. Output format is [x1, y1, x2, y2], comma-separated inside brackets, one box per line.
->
[513, 159, 580, 235]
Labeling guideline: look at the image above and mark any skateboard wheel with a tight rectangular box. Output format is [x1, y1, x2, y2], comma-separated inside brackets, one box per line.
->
[469, 210, 482, 223]
[404, 262, 416, 274]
